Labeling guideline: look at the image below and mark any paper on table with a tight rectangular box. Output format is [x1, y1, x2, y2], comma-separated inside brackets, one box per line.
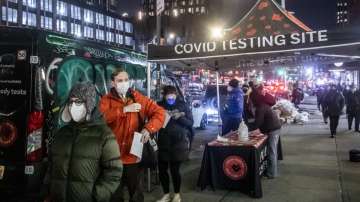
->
[130, 132, 144, 159]
[162, 111, 171, 128]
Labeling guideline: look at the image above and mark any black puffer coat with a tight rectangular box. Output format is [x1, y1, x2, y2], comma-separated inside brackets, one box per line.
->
[324, 89, 345, 116]
[157, 99, 193, 162]
[346, 90, 360, 114]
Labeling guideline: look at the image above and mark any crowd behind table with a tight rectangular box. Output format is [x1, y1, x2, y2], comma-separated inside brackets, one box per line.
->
[46, 66, 351, 201]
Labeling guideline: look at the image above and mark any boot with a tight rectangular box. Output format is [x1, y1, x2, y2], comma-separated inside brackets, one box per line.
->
[156, 193, 171, 202]
[172, 193, 181, 202]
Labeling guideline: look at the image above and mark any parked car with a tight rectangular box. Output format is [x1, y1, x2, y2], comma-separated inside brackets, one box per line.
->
[191, 100, 208, 129]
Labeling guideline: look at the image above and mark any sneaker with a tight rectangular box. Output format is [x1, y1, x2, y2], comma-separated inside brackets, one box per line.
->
[156, 194, 171, 202]
[172, 193, 181, 202]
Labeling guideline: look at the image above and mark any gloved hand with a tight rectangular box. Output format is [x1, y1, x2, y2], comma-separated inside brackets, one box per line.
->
[123, 103, 141, 113]
[140, 129, 150, 143]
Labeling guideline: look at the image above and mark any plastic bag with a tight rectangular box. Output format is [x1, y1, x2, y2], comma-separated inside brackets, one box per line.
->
[238, 121, 249, 140]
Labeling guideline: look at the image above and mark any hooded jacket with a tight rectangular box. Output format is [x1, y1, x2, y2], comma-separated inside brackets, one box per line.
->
[44, 83, 122, 202]
[45, 122, 122, 202]
[99, 89, 165, 164]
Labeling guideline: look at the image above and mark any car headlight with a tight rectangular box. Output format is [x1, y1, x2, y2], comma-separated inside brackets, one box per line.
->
[206, 108, 218, 115]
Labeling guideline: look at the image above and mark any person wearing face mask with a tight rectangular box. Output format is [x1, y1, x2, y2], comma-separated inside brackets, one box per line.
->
[323, 84, 345, 138]
[156, 86, 193, 202]
[222, 79, 244, 135]
[42, 82, 123, 202]
[99, 68, 165, 202]
[345, 85, 360, 132]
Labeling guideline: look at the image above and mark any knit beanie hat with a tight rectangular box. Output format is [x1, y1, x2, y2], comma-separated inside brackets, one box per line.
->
[61, 82, 97, 122]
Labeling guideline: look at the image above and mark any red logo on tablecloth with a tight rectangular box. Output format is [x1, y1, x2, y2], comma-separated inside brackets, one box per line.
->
[223, 155, 247, 180]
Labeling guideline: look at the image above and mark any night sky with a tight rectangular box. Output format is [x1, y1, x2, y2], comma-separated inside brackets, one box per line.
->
[286, 0, 337, 30]
[121, 0, 338, 30]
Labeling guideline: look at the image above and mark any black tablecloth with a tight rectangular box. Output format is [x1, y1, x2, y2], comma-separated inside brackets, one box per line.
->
[197, 132, 268, 198]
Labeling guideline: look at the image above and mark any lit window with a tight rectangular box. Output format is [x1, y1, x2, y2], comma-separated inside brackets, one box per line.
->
[96, 29, 105, 40]
[106, 32, 114, 42]
[96, 13, 104, 26]
[344, 18, 348, 22]
[57, 1, 67, 16]
[41, 16, 52, 29]
[106, 16, 114, 28]
[56, 19, 67, 33]
[201, 6, 206, 13]
[71, 5, 81, 20]
[125, 36, 133, 46]
[84, 9, 93, 23]
[8, 0, 18, 3]
[344, 2, 347, 6]
[23, 0, 36, 8]
[196, 7, 199, 12]
[182, 1, 186, 6]
[125, 22, 133, 33]
[71, 23, 81, 37]
[22, 11, 37, 26]
[115, 19, 123, 31]
[2, 7, 18, 23]
[188, 7, 194, 13]
[84, 26, 93, 38]
[41, 0, 52, 12]
[115, 34, 123, 44]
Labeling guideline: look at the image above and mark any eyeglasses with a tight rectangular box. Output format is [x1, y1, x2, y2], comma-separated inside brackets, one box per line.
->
[69, 99, 85, 106]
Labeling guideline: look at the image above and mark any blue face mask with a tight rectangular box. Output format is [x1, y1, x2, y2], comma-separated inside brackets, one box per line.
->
[166, 98, 176, 105]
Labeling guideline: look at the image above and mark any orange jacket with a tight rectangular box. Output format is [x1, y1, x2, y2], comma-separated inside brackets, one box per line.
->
[99, 89, 165, 164]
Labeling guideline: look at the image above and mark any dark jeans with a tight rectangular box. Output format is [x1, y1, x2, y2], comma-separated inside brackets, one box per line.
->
[329, 116, 340, 136]
[348, 113, 360, 131]
[222, 117, 242, 135]
[158, 161, 182, 194]
[111, 164, 144, 202]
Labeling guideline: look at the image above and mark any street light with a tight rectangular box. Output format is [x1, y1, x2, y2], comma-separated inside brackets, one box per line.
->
[173, 9, 179, 17]
[169, 33, 176, 39]
[210, 26, 224, 39]
[334, 62, 344, 67]
[138, 11, 143, 21]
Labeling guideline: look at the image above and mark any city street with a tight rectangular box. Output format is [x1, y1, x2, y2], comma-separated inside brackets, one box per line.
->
[144, 96, 360, 202]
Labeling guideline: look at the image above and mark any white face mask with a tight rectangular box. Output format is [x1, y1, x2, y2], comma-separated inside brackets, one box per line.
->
[116, 81, 130, 96]
[69, 104, 87, 122]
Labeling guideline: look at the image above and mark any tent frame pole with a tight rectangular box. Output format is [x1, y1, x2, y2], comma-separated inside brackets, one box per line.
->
[216, 70, 221, 135]
[147, 62, 151, 98]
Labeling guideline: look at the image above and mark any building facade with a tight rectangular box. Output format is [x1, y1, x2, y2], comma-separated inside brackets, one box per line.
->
[141, 0, 209, 44]
[336, 0, 360, 27]
[1, 0, 135, 49]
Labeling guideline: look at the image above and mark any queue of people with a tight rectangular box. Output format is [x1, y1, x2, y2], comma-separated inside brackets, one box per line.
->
[43, 68, 288, 202]
[43, 67, 202, 202]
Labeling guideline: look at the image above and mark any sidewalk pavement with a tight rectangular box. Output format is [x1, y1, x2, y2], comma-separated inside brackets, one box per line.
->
[144, 98, 360, 202]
